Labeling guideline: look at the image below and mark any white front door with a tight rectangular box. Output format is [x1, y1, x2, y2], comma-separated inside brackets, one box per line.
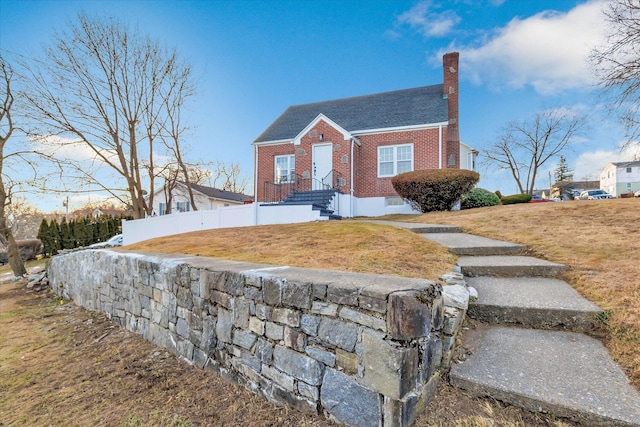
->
[312, 143, 333, 190]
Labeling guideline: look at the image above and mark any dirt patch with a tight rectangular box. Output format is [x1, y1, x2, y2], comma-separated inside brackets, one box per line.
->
[1, 281, 578, 427]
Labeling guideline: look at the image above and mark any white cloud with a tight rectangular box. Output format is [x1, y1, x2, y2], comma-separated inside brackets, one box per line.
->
[454, 0, 608, 94]
[29, 134, 118, 164]
[396, 1, 461, 38]
[574, 143, 640, 180]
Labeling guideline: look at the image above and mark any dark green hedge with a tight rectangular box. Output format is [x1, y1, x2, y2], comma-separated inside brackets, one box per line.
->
[501, 194, 532, 205]
[391, 169, 480, 212]
[461, 188, 502, 210]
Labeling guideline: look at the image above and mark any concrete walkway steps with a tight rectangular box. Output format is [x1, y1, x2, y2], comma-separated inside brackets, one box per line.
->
[457, 255, 566, 278]
[366, 220, 461, 234]
[450, 326, 640, 427]
[421, 233, 527, 256]
[466, 277, 602, 331]
[374, 220, 640, 426]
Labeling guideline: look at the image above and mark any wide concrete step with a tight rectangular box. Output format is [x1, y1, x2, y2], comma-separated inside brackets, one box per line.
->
[451, 326, 640, 426]
[366, 220, 461, 233]
[457, 255, 566, 277]
[466, 277, 602, 331]
[420, 233, 527, 256]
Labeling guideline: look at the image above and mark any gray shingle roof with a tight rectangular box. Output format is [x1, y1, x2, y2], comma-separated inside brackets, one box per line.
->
[254, 84, 448, 143]
[611, 160, 640, 168]
[187, 183, 253, 203]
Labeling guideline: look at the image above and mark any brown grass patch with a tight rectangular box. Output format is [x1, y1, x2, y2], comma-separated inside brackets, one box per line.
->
[0, 283, 579, 426]
[403, 198, 640, 389]
[125, 221, 456, 280]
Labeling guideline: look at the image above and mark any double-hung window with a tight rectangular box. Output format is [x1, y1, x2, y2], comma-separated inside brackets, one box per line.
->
[275, 155, 295, 183]
[176, 201, 190, 213]
[378, 144, 414, 177]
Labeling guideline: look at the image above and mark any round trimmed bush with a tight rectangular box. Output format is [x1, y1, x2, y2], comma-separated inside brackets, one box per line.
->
[391, 169, 480, 212]
[501, 193, 532, 205]
[461, 188, 501, 210]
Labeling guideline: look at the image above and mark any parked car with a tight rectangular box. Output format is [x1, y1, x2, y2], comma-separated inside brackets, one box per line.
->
[530, 195, 550, 203]
[635, 189, 640, 198]
[89, 234, 123, 248]
[578, 190, 614, 200]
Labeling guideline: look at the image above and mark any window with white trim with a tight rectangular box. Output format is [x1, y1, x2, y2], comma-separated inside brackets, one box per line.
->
[378, 144, 414, 177]
[627, 182, 632, 189]
[176, 201, 190, 212]
[626, 167, 632, 173]
[275, 155, 295, 183]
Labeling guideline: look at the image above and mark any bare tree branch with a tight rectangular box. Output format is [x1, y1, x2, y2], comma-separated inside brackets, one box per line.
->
[483, 110, 585, 195]
[591, 0, 640, 146]
[20, 13, 197, 219]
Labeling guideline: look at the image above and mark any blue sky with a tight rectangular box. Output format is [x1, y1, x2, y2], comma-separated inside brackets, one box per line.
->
[1, 0, 638, 212]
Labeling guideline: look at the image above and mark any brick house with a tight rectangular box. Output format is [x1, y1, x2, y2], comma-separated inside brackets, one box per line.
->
[252, 52, 476, 217]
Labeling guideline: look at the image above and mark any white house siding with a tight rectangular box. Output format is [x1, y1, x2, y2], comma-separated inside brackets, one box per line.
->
[459, 142, 477, 171]
[152, 186, 244, 216]
[600, 163, 640, 197]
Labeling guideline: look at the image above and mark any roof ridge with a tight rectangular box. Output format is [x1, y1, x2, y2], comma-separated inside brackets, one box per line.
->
[287, 83, 443, 109]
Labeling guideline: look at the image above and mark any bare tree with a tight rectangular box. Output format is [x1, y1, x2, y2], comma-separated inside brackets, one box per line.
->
[210, 161, 250, 194]
[158, 162, 211, 214]
[484, 110, 584, 195]
[22, 13, 196, 219]
[591, 0, 640, 146]
[0, 56, 27, 276]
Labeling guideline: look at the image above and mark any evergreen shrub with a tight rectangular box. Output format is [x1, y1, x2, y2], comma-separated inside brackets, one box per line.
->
[392, 169, 480, 212]
[501, 194, 532, 205]
[461, 188, 501, 210]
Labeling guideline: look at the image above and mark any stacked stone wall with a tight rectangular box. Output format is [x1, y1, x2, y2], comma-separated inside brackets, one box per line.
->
[49, 250, 465, 427]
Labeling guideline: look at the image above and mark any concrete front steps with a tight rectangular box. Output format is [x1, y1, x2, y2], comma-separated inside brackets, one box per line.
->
[409, 226, 640, 426]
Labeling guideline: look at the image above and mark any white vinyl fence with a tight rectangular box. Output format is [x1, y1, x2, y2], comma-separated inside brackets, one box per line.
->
[122, 203, 324, 245]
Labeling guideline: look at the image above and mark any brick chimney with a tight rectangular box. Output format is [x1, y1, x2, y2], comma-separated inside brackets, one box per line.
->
[443, 52, 460, 168]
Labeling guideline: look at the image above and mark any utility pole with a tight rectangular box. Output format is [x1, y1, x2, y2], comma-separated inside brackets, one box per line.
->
[63, 196, 69, 221]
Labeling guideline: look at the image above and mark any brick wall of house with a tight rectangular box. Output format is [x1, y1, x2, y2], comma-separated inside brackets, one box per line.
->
[256, 144, 296, 201]
[297, 121, 352, 192]
[353, 127, 444, 198]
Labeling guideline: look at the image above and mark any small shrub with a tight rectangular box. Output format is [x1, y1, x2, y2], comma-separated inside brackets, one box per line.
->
[0, 252, 7, 265]
[494, 190, 503, 199]
[501, 194, 532, 205]
[391, 169, 480, 212]
[461, 188, 501, 210]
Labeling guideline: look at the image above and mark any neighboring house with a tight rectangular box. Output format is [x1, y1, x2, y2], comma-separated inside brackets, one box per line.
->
[151, 182, 252, 216]
[252, 52, 477, 217]
[600, 161, 640, 197]
[551, 180, 600, 200]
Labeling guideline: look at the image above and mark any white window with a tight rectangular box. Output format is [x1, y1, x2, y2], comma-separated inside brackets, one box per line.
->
[627, 182, 632, 189]
[275, 155, 295, 183]
[176, 201, 190, 212]
[626, 167, 632, 173]
[378, 144, 414, 177]
[159, 202, 167, 216]
[385, 197, 405, 206]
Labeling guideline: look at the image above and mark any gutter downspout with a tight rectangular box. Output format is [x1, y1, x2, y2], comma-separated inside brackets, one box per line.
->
[438, 125, 443, 169]
[253, 144, 258, 226]
[350, 136, 361, 218]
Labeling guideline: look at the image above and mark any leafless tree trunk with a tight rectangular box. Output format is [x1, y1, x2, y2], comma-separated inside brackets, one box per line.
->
[21, 13, 196, 219]
[0, 56, 27, 276]
[591, 0, 640, 147]
[484, 110, 584, 195]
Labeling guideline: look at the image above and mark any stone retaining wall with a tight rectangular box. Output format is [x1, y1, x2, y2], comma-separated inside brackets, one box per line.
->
[49, 250, 467, 427]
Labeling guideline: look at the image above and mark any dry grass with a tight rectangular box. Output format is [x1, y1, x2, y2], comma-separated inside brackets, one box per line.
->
[0, 215, 592, 426]
[403, 198, 640, 389]
[126, 221, 456, 280]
